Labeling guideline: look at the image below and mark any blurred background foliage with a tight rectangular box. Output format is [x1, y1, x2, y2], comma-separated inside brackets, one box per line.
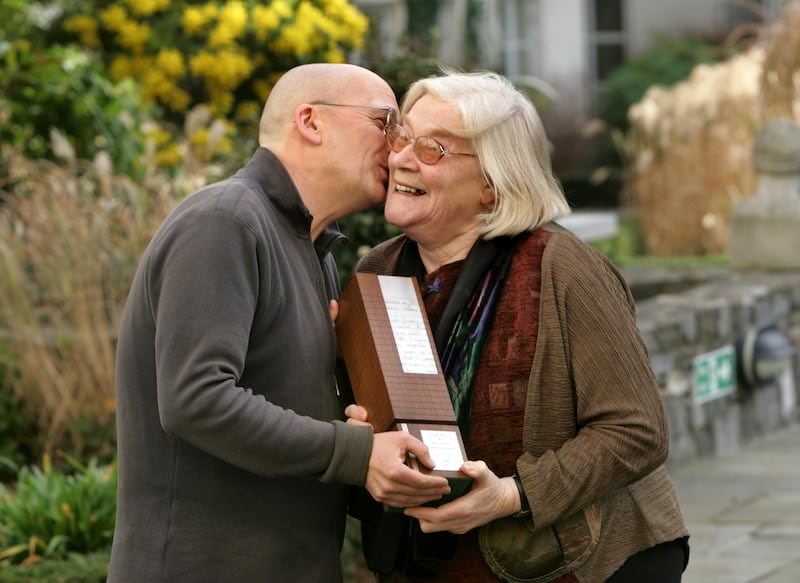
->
[595, 32, 729, 131]
[559, 32, 732, 210]
[1, 43, 150, 178]
[624, 3, 800, 256]
[0, 453, 116, 571]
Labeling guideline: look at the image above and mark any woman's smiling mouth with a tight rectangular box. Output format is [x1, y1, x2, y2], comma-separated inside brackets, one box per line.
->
[395, 183, 427, 195]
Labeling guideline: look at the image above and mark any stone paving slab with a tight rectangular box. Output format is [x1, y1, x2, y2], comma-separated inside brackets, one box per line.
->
[758, 559, 800, 583]
[683, 522, 757, 555]
[717, 492, 800, 524]
[671, 421, 800, 583]
[681, 555, 779, 583]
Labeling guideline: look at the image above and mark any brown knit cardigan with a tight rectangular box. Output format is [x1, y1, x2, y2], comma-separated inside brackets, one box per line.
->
[356, 225, 689, 582]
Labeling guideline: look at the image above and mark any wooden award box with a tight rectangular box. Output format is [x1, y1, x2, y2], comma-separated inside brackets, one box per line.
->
[336, 273, 472, 505]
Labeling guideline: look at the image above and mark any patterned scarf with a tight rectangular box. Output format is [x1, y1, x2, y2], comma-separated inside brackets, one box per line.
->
[395, 235, 517, 443]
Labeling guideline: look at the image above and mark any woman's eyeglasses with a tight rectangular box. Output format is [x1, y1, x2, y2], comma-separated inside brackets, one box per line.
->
[313, 102, 396, 136]
[385, 123, 476, 165]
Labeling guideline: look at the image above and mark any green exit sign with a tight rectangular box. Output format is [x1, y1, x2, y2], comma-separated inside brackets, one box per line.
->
[692, 345, 736, 404]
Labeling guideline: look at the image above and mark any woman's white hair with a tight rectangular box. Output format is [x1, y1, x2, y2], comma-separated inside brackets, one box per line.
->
[401, 68, 571, 238]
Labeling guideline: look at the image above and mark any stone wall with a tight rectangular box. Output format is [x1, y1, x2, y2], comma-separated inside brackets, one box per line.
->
[623, 267, 800, 470]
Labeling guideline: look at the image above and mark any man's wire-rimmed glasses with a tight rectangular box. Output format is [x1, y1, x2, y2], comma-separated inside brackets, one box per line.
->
[313, 102, 397, 136]
[385, 123, 476, 165]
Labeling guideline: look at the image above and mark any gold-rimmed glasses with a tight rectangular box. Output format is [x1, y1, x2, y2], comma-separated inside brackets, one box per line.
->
[313, 102, 397, 135]
[385, 123, 476, 165]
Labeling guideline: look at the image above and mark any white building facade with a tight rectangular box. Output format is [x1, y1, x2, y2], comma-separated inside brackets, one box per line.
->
[353, 0, 786, 125]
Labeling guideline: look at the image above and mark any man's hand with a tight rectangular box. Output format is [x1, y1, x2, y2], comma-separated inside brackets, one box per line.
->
[404, 461, 519, 534]
[364, 428, 451, 508]
[344, 404, 370, 427]
[346, 404, 450, 507]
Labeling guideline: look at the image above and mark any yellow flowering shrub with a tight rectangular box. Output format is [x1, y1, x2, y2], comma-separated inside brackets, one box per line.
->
[61, 0, 369, 122]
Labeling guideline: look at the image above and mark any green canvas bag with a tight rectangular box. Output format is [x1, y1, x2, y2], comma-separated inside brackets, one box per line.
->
[478, 503, 602, 582]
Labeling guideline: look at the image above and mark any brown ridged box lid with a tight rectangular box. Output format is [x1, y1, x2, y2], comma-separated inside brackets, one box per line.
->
[336, 273, 457, 433]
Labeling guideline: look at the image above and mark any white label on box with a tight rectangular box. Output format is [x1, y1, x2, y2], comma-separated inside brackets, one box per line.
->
[420, 429, 464, 471]
[378, 275, 438, 375]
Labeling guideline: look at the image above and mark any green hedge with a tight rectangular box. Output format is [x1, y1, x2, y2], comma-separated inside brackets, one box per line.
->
[0, 551, 109, 583]
[0, 457, 116, 566]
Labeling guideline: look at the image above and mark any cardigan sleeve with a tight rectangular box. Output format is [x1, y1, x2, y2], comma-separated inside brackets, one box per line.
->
[518, 231, 669, 528]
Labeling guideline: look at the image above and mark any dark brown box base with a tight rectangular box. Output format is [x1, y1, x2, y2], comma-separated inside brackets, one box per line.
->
[387, 422, 472, 511]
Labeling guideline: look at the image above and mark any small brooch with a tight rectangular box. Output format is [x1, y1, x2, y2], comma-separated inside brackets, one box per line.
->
[423, 277, 442, 298]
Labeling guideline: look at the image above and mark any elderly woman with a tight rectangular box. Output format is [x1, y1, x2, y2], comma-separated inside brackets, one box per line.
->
[348, 70, 689, 583]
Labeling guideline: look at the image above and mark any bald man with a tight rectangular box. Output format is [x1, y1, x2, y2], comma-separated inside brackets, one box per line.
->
[109, 63, 450, 582]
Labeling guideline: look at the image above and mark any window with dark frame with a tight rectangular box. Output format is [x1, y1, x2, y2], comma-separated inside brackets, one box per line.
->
[589, 0, 626, 91]
[501, 0, 541, 79]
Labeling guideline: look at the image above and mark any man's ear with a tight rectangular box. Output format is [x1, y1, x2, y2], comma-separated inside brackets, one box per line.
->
[293, 104, 323, 145]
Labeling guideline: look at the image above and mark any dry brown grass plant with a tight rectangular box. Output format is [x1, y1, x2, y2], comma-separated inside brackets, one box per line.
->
[759, 0, 800, 121]
[625, 0, 800, 256]
[0, 142, 188, 454]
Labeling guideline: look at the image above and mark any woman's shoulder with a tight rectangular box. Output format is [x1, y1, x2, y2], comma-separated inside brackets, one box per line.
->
[537, 223, 635, 308]
[354, 234, 406, 274]
[538, 222, 614, 270]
